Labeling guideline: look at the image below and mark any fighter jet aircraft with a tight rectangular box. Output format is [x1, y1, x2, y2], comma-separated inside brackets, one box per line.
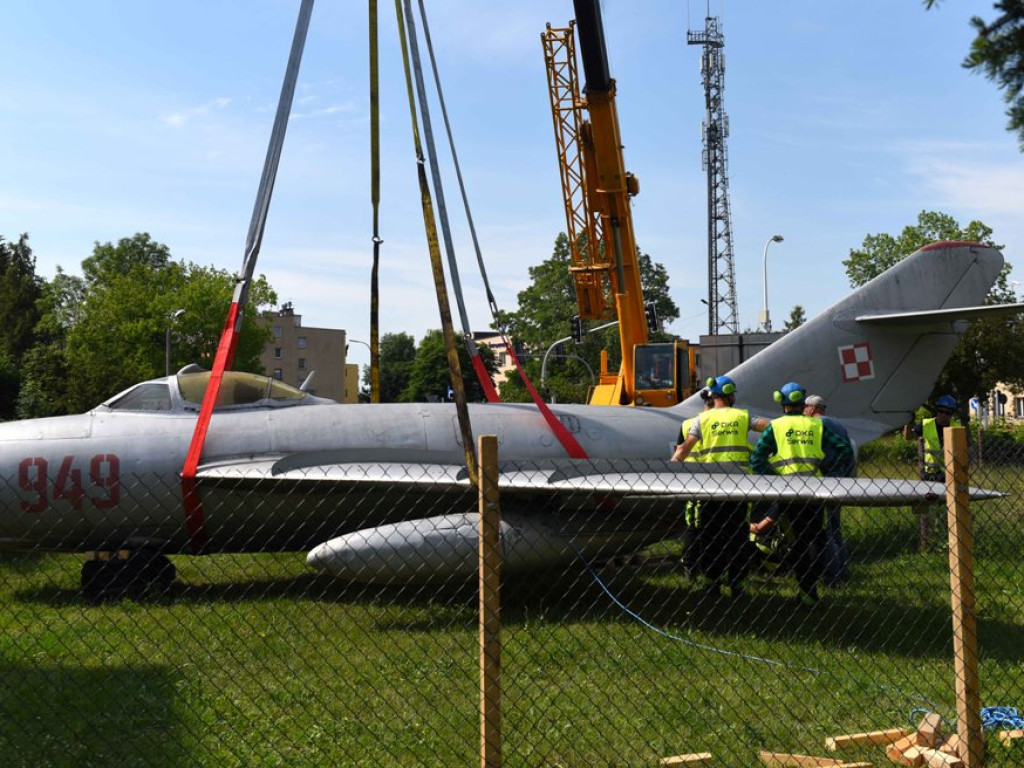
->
[0, 241, 1014, 595]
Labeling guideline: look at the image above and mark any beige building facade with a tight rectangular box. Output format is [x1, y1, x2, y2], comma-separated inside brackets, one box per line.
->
[259, 303, 350, 403]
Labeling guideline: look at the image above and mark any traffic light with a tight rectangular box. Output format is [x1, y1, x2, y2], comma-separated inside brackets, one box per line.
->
[644, 301, 658, 333]
[570, 315, 583, 343]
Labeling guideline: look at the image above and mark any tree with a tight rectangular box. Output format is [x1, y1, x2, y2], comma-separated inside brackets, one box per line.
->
[844, 211, 1024, 402]
[927, 1, 1024, 148]
[25, 234, 276, 415]
[783, 305, 807, 332]
[0, 233, 44, 362]
[400, 330, 497, 403]
[362, 332, 417, 403]
[499, 233, 681, 404]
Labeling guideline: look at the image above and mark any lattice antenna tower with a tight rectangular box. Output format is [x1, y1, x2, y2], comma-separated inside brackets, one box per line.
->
[688, 14, 739, 335]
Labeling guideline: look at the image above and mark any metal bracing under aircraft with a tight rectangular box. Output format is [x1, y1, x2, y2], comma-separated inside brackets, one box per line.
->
[0, 242, 1016, 594]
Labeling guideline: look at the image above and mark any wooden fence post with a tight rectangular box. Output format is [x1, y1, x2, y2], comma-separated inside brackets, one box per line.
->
[478, 435, 502, 768]
[944, 425, 984, 767]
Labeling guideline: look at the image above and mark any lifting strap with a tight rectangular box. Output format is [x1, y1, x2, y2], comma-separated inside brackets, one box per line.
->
[402, 0, 497, 403]
[180, 0, 315, 553]
[395, 0, 478, 484]
[413, 0, 588, 459]
[368, 0, 382, 403]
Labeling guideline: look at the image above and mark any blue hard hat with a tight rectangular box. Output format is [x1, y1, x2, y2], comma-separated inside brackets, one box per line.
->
[705, 375, 736, 396]
[773, 381, 806, 406]
[936, 395, 958, 411]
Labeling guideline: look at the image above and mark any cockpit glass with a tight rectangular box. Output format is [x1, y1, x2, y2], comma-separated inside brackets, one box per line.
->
[177, 371, 306, 408]
[108, 382, 173, 412]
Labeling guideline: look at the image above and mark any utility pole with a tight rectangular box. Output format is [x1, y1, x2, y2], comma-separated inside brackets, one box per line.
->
[688, 13, 739, 335]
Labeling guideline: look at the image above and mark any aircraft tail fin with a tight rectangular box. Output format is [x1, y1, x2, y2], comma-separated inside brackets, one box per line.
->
[692, 241, 1005, 446]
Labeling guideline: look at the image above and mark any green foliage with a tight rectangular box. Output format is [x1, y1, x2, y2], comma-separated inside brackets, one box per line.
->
[0, 233, 44, 362]
[782, 305, 806, 332]
[843, 211, 999, 288]
[363, 332, 417, 403]
[0, 350, 19, 421]
[499, 233, 680, 404]
[929, 0, 1024, 148]
[844, 211, 1024, 401]
[400, 329, 497, 403]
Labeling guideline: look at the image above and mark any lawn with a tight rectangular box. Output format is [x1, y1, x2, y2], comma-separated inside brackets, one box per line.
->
[0, 457, 1022, 767]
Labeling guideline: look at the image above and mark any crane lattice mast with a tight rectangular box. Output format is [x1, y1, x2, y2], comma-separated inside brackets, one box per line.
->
[688, 15, 739, 335]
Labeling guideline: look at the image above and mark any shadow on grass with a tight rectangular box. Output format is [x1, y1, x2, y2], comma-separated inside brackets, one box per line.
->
[0, 659, 187, 767]
[13, 555, 1024, 665]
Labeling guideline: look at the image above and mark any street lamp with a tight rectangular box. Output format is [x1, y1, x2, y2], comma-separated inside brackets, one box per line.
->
[759, 234, 784, 332]
[165, 308, 186, 376]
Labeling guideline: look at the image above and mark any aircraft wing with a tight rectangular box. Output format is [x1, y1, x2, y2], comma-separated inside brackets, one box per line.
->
[855, 302, 1024, 325]
[196, 456, 1001, 506]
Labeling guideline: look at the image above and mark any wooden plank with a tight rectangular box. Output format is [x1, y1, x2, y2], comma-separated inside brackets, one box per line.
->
[919, 748, 962, 767]
[835, 763, 874, 768]
[478, 435, 501, 768]
[660, 753, 714, 766]
[916, 713, 944, 748]
[999, 729, 1024, 747]
[826, 728, 911, 751]
[758, 751, 844, 767]
[887, 735, 924, 766]
[944, 427, 983, 768]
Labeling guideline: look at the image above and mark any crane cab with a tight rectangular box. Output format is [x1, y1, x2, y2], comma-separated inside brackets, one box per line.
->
[632, 341, 697, 407]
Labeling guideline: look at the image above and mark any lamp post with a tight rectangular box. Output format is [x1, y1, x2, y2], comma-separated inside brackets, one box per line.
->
[165, 309, 186, 377]
[760, 234, 784, 332]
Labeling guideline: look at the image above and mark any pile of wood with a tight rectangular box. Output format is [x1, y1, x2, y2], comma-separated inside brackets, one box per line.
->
[825, 714, 964, 767]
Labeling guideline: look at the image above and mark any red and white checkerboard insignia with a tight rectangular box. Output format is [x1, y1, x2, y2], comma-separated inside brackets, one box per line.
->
[838, 342, 875, 382]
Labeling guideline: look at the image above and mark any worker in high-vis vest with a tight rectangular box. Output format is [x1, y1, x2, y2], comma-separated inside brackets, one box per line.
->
[675, 388, 713, 579]
[906, 395, 961, 481]
[750, 381, 853, 606]
[671, 375, 769, 597]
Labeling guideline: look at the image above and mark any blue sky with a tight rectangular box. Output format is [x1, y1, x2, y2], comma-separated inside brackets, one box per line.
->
[3, 1, 1023, 372]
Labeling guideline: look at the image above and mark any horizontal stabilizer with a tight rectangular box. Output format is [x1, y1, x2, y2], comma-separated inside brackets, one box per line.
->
[856, 302, 1024, 325]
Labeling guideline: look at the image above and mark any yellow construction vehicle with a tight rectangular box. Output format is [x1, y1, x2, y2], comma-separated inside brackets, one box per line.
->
[542, 0, 696, 407]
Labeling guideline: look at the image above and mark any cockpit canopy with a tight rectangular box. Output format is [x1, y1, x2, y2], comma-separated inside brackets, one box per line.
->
[102, 371, 321, 413]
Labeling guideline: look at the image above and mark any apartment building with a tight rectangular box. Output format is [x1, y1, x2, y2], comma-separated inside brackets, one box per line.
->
[259, 303, 352, 403]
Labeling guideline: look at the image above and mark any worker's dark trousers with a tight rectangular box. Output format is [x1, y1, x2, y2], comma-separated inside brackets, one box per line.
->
[696, 501, 748, 588]
[785, 503, 826, 597]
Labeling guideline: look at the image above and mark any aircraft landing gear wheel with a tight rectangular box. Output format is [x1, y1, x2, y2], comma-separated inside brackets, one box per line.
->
[80, 551, 176, 602]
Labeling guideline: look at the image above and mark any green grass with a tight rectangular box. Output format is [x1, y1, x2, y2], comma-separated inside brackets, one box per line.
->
[1, 459, 1023, 767]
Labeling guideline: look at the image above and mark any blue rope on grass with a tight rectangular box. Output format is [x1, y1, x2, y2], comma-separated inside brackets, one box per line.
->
[909, 706, 1024, 732]
[564, 537, 820, 674]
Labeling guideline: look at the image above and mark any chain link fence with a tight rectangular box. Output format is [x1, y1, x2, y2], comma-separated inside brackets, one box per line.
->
[1, 428, 1022, 767]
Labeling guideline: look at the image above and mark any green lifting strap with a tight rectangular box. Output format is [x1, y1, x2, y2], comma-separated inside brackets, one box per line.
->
[368, 0, 381, 403]
[394, 0, 477, 485]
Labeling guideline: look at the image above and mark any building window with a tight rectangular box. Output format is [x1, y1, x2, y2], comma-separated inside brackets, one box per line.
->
[274, 347, 282, 359]
[298, 358, 306, 370]
[273, 368, 283, 380]
[1016, 396, 1024, 419]
[297, 336, 307, 349]
[273, 325, 283, 339]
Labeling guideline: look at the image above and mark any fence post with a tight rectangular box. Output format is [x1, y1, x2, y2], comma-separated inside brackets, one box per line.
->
[478, 434, 502, 768]
[944, 425, 983, 767]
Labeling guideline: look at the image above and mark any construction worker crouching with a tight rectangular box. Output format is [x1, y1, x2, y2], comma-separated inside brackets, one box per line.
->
[749, 382, 853, 606]
[671, 375, 769, 597]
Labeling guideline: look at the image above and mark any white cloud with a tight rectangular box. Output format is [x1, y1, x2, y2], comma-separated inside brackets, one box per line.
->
[160, 97, 233, 128]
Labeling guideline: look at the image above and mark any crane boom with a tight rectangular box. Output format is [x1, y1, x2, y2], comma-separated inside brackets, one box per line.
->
[542, 0, 695, 407]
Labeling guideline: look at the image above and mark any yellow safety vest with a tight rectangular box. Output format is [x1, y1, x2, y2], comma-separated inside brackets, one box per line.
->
[698, 407, 752, 473]
[922, 417, 961, 473]
[768, 414, 825, 476]
[681, 416, 702, 464]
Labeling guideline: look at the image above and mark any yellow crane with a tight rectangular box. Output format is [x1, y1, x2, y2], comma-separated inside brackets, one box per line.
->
[542, 1, 696, 407]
